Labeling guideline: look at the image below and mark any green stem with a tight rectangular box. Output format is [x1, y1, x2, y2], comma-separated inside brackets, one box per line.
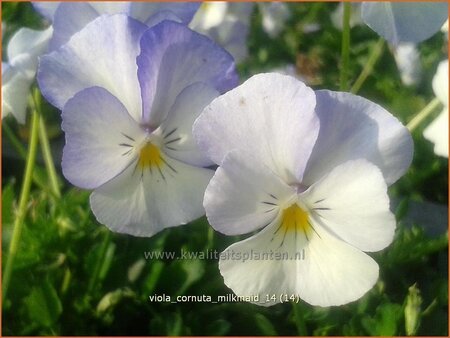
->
[2, 108, 41, 302]
[339, 1, 351, 91]
[31, 88, 61, 198]
[87, 230, 112, 294]
[3, 122, 52, 194]
[406, 97, 442, 132]
[3, 123, 27, 158]
[351, 37, 385, 94]
[292, 302, 308, 335]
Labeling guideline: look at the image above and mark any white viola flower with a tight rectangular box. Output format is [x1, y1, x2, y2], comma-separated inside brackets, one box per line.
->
[2, 26, 53, 123]
[190, 2, 254, 63]
[33, 1, 200, 50]
[259, 2, 290, 38]
[424, 60, 449, 157]
[38, 15, 238, 236]
[361, 2, 448, 45]
[393, 43, 422, 86]
[193, 73, 413, 306]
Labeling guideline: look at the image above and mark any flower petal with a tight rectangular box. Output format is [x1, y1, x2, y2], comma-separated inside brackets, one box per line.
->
[90, 155, 214, 237]
[61, 87, 145, 190]
[193, 73, 319, 183]
[295, 225, 379, 307]
[205, 150, 296, 236]
[2, 65, 31, 123]
[301, 159, 395, 252]
[433, 59, 448, 105]
[218, 216, 299, 307]
[7, 26, 53, 74]
[219, 216, 379, 307]
[48, 2, 108, 50]
[361, 2, 448, 44]
[424, 109, 449, 158]
[303, 90, 413, 186]
[38, 14, 147, 121]
[137, 20, 238, 127]
[32, 2, 59, 21]
[129, 2, 200, 26]
[48, 2, 200, 50]
[161, 82, 220, 167]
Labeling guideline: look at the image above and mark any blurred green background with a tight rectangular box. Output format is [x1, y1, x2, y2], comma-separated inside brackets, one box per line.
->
[2, 2, 448, 336]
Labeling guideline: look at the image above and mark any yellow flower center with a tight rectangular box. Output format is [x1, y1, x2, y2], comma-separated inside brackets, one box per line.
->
[138, 142, 163, 169]
[280, 203, 311, 234]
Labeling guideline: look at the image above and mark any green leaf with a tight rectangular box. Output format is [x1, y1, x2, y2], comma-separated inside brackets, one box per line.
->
[206, 319, 231, 335]
[253, 313, 278, 336]
[362, 303, 402, 336]
[23, 278, 62, 328]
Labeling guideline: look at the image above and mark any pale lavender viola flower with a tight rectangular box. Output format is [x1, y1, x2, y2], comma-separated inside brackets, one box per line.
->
[424, 59, 449, 157]
[33, 1, 200, 50]
[2, 26, 53, 123]
[190, 2, 254, 63]
[193, 73, 413, 306]
[362, 2, 448, 45]
[38, 15, 238, 236]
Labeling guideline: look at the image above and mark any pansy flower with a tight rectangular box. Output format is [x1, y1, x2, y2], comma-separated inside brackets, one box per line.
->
[2, 26, 52, 123]
[190, 2, 254, 62]
[33, 1, 200, 50]
[193, 73, 413, 306]
[424, 59, 448, 158]
[38, 15, 237, 236]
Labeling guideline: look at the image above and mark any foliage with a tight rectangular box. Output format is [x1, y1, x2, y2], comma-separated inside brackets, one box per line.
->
[2, 2, 447, 336]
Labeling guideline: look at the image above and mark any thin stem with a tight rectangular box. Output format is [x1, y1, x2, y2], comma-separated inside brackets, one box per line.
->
[406, 97, 442, 132]
[3, 123, 27, 158]
[39, 118, 61, 198]
[351, 37, 385, 94]
[33, 89, 61, 199]
[339, 1, 351, 91]
[3, 122, 53, 194]
[2, 108, 41, 302]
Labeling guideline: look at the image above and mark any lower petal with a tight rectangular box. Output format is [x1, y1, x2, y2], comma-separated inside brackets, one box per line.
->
[90, 155, 214, 237]
[219, 218, 379, 307]
[296, 226, 379, 307]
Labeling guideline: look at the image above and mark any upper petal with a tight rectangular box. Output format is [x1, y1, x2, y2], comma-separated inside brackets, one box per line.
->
[303, 90, 413, 186]
[204, 150, 296, 236]
[301, 159, 396, 252]
[137, 20, 238, 127]
[193, 73, 319, 183]
[48, 2, 200, 50]
[90, 154, 214, 237]
[61, 87, 145, 190]
[129, 2, 200, 26]
[48, 2, 109, 51]
[361, 2, 448, 45]
[38, 14, 147, 121]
